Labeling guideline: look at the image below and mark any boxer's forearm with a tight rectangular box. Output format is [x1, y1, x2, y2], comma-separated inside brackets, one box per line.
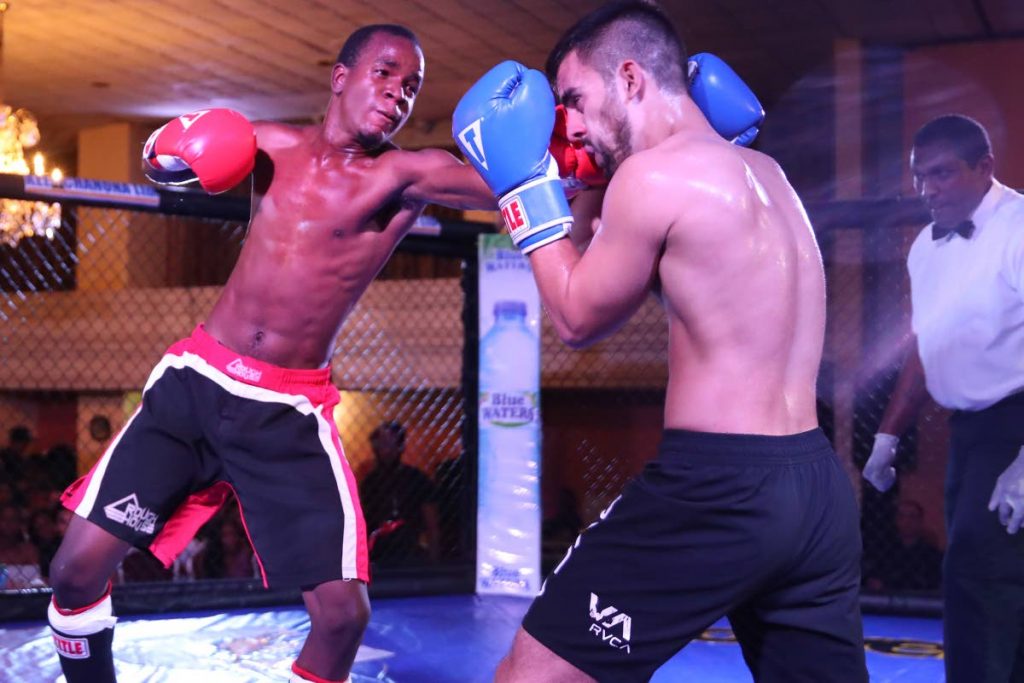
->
[569, 187, 605, 252]
[528, 240, 637, 349]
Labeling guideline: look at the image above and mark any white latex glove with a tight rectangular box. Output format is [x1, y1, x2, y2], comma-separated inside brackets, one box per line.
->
[988, 446, 1024, 534]
[863, 433, 900, 492]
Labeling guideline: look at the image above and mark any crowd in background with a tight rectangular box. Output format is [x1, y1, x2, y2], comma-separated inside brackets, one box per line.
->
[0, 421, 471, 590]
[1, 419, 941, 593]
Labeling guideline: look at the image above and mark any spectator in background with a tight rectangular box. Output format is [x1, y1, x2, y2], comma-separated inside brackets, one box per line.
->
[434, 454, 467, 559]
[863, 500, 943, 593]
[1, 425, 32, 490]
[29, 507, 62, 582]
[16, 454, 61, 519]
[217, 510, 257, 579]
[192, 504, 257, 580]
[360, 420, 441, 565]
[0, 503, 42, 589]
[45, 443, 79, 492]
[118, 548, 172, 584]
[0, 482, 15, 507]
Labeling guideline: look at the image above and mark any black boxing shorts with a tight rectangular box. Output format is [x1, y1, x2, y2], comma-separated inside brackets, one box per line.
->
[62, 324, 368, 588]
[523, 428, 867, 682]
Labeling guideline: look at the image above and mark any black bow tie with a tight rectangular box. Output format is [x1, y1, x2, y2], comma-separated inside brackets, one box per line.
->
[932, 220, 975, 241]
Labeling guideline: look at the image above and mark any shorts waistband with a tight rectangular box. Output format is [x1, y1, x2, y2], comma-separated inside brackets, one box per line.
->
[176, 325, 333, 395]
[958, 389, 1024, 415]
[658, 427, 833, 465]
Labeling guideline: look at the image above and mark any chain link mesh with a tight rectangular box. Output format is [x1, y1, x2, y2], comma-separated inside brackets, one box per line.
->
[0, 193, 946, 606]
[0, 200, 473, 593]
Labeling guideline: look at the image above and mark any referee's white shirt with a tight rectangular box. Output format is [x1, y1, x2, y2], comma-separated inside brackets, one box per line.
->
[908, 179, 1024, 411]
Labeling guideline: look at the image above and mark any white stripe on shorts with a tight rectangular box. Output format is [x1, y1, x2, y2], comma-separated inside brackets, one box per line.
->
[80, 350, 359, 579]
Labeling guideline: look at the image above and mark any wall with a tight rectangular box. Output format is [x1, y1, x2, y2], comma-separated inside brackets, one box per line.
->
[903, 39, 1024, 189]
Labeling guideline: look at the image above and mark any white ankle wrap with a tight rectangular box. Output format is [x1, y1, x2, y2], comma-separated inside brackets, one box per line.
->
[48, 593, 117, 635]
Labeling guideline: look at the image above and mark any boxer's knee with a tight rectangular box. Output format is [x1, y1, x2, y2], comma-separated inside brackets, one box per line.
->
[50, 516, 132, 606]
[309, 582, 370, 641]
[49, 548, 109, 606]
[495, 627, 593, 683]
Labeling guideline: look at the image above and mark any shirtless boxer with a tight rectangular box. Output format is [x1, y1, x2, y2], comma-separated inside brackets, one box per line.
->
[47, 24, 493, 683]
[453, 2, 867, 681]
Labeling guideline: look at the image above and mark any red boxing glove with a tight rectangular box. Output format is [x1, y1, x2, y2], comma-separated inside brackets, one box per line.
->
[143, 109, 256, 194]
[550, 104, 607, 196]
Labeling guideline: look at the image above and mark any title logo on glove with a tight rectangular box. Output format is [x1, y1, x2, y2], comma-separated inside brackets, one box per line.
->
[457, 118, 488, 170]
[177, 110, 210, 131]
[500, 195, 529, 236]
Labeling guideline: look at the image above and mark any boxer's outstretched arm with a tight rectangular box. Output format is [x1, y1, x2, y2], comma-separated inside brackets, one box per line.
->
[528, 155, 670, 348]
[398, 148, 497, 211]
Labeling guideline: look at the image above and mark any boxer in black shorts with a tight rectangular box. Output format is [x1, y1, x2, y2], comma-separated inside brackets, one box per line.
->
[46, 24, 494, 683]
[454, 2, 868, 681]
[523, 430, 863, 682]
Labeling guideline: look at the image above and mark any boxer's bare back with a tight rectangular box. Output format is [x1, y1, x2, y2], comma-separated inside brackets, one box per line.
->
[537, 51, 825, 436]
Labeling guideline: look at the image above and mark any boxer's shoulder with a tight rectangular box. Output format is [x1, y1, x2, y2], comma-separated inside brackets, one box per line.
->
[375, 145, 446, 169]
[609, 136, 743, 206]
[375, 146, 471, 190]
[253, 121, 309, 149]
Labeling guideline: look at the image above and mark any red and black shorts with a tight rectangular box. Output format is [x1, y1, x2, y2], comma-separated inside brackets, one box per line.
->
[62, 325, 369, 588]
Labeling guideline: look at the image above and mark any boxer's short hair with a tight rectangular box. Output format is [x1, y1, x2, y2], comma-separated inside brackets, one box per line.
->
[546, 1, 688, 94]
[336, 24, 420, 67]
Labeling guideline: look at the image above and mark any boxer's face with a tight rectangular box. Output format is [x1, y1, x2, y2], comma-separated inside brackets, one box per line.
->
[911, 142, 993, 228]
[556, 51, 633, 177]
[332, 34, 423, 148]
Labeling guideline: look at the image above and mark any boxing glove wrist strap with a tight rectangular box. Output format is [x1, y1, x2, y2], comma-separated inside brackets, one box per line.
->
[498, 175, 572, 254]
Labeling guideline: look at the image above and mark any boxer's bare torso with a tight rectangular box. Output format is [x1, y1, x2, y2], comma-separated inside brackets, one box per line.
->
[205, 35, 492, 369]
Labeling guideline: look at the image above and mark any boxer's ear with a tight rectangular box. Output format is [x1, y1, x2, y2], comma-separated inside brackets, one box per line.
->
[331, 63, 348, 94]
[617, 60, 645, 102]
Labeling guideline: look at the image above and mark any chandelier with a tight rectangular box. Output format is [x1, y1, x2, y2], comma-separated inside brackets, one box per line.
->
[0, 2, 62, 246]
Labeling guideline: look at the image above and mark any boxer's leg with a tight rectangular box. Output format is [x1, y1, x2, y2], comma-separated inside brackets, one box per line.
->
[291, 579, 370, 682]
[495, 627, 595, 683]
[50, 358, 214, 683]
[728, 443, 866, 683]
[216, 381, 368, 682]
[48, 517, 130, 683]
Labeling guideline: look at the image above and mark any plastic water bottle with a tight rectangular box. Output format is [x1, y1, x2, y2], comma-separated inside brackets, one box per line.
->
[477, 300, 541, 594]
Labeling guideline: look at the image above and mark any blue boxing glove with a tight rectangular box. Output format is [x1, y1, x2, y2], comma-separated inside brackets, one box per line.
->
[688, 53, 765, 147]
[453, 61, 572, 253]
